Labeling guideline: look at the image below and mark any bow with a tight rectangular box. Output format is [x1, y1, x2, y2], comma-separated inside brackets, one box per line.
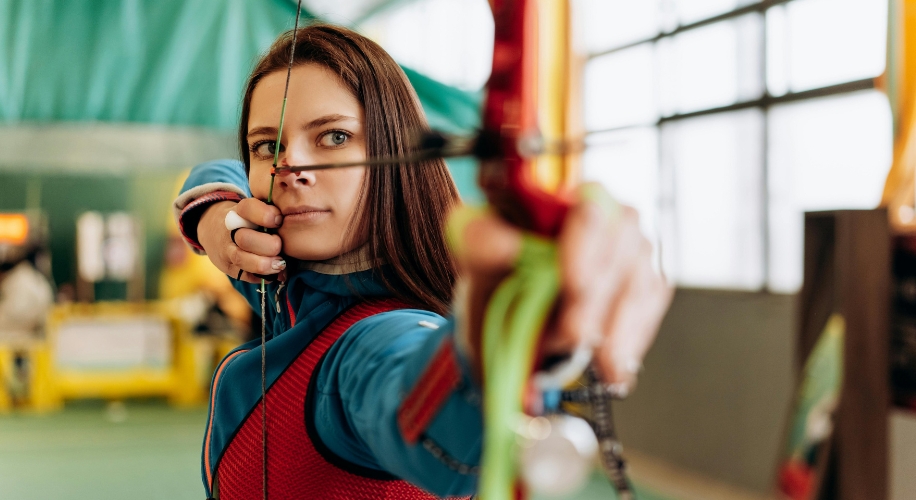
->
[473, 2, 635, 498]
[266, 1, 635, 498]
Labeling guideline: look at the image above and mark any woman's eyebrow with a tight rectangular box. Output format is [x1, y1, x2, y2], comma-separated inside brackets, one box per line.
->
[247, 126, 276, 139]
[247, 114, 358, 139]
[302, 114, 358, 130]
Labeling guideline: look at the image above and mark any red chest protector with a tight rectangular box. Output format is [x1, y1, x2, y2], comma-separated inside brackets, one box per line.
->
[216, 299, 452, 500]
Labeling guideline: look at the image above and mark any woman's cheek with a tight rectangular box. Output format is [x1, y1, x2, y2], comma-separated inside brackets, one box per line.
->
[278, 225, 318, 260]
[247, 174, 270, 200]
[277, 221, 346, 261]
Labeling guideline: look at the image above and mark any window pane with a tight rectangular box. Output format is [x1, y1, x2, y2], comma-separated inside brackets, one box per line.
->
[572, 0, 660, 53]
[658, 14, 763, 115]
[661, 109, 765, 289]
[766, 0, 887, 95]
[582, 128, 659, 245]
[768, 90, 892, 292]
[585, 44, 657, 131]
[360, 0, 494, 90]
[672, 0, 757, 26]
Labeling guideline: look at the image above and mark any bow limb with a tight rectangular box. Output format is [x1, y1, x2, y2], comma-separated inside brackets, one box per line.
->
[477, 1, 581, 498]
[476, 1, 638, 495]
[479, 0, 572, 237]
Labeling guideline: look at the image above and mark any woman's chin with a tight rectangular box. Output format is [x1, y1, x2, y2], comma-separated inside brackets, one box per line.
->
[279, 227, 335, 261]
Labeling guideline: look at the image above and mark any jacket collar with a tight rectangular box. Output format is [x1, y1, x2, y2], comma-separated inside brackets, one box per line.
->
[298, 244, 376, 275]
[284, 244, 390, 301]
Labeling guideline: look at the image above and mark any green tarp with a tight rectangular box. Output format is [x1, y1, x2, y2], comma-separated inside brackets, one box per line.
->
[0, 0, 486, 297]
[0, 0, 481, 134]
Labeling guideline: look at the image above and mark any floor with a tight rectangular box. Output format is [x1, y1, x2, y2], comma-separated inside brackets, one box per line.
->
[0, 401, 204, 500]
[624, 450, 774, 500]
[0, 401, 670, 500]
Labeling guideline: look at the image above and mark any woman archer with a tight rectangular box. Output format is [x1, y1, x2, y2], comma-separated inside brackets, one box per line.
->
[174, 23, 671, 499]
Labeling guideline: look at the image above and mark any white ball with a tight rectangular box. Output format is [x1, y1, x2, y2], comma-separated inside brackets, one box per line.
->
[519, 415, 598, 497]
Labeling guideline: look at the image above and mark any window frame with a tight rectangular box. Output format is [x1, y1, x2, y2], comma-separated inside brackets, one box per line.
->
[582, 0, 882, 292]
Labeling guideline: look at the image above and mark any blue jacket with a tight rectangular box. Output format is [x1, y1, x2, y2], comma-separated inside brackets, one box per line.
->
[177, 160, 482, 498]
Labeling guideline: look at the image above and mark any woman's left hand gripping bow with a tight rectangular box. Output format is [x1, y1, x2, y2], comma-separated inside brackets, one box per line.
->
[450, 183, 674, 391]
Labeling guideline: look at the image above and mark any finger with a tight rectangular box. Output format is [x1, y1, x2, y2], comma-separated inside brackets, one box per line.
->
[227, 244, 286, 282]
[595, 248, 673, 387]
[543, 201, 610, 353]
[237, 197, 283, 229]
[232, 228, 283, 257]
[546, 205, 643, 353]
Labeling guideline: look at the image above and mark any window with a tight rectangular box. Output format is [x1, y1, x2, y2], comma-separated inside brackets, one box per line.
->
[662, 109, 765, 289]
[575, 0, 891, 291]
[359, 0, 494, 91]
[768, 90, 892, 291]
[584, 128, 660, 243]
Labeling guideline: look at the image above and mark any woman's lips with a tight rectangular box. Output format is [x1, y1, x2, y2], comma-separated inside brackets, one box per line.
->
[282, 206, 331, 223]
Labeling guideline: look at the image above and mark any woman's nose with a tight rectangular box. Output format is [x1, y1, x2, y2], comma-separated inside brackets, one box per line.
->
[277, 144, 316, 188]
[281, 139, 310, 166]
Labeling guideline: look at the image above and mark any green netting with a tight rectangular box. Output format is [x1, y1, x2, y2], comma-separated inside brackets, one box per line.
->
[0, 0, 484, 200]
[0, 0, 481, 134]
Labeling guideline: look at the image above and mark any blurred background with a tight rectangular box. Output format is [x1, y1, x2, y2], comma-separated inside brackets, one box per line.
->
[0, 0, 914, 499]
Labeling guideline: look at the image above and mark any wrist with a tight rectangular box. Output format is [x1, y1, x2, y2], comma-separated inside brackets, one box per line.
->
[176, 190, 245, 253]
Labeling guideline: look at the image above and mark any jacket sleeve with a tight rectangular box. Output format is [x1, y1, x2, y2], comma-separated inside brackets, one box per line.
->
[312, 310, 482, 497]
[172, 159, 250, 254]
[170, 158, 266, 314]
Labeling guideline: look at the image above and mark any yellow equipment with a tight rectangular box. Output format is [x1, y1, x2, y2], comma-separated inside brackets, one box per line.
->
[0, 301, 238, 413]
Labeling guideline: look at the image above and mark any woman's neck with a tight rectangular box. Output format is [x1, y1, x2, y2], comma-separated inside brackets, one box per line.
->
[296, 244, 376, 275]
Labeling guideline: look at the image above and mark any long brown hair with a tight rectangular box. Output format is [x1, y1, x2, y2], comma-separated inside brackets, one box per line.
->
[239, 24, 460, 315]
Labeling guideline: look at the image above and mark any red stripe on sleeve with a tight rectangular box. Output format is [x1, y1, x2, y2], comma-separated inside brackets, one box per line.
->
[397, 338, 462, 444]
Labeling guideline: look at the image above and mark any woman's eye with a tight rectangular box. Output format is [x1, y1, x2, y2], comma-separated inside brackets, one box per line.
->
[319, 131, 350, 147]
[252, 140, 280, 158]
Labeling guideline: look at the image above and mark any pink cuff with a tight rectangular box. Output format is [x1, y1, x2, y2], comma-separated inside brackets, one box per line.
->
[178, 190, 244, 252]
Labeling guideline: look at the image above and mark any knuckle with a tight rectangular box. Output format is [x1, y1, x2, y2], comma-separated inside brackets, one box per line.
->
[269, 236, 283, 255]
[236, 198, 253, 215]
[232, 228, 248, 248]
[237, 199, 264, 223]
[227, 247, 242, 267]
[246, 233, 280, 257]
[240, 229, 261, 253]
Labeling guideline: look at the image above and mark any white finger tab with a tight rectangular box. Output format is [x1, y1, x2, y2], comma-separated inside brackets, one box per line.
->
[224, 210, 258, 231]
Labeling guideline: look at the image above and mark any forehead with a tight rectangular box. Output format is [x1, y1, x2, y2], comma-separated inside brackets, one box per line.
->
[249, 63, 362, 126]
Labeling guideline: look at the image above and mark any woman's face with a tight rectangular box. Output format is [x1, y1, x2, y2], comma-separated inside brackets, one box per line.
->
[247, 63, 367, 261]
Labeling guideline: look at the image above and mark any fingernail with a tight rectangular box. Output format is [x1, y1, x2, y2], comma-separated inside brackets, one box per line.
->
[271, 259, 286, 270]
[274, 215, 283, 226]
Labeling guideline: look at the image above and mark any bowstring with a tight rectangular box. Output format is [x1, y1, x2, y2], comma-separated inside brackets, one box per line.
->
[261, 2, 302, 499]
[254, 4, 631, 499]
